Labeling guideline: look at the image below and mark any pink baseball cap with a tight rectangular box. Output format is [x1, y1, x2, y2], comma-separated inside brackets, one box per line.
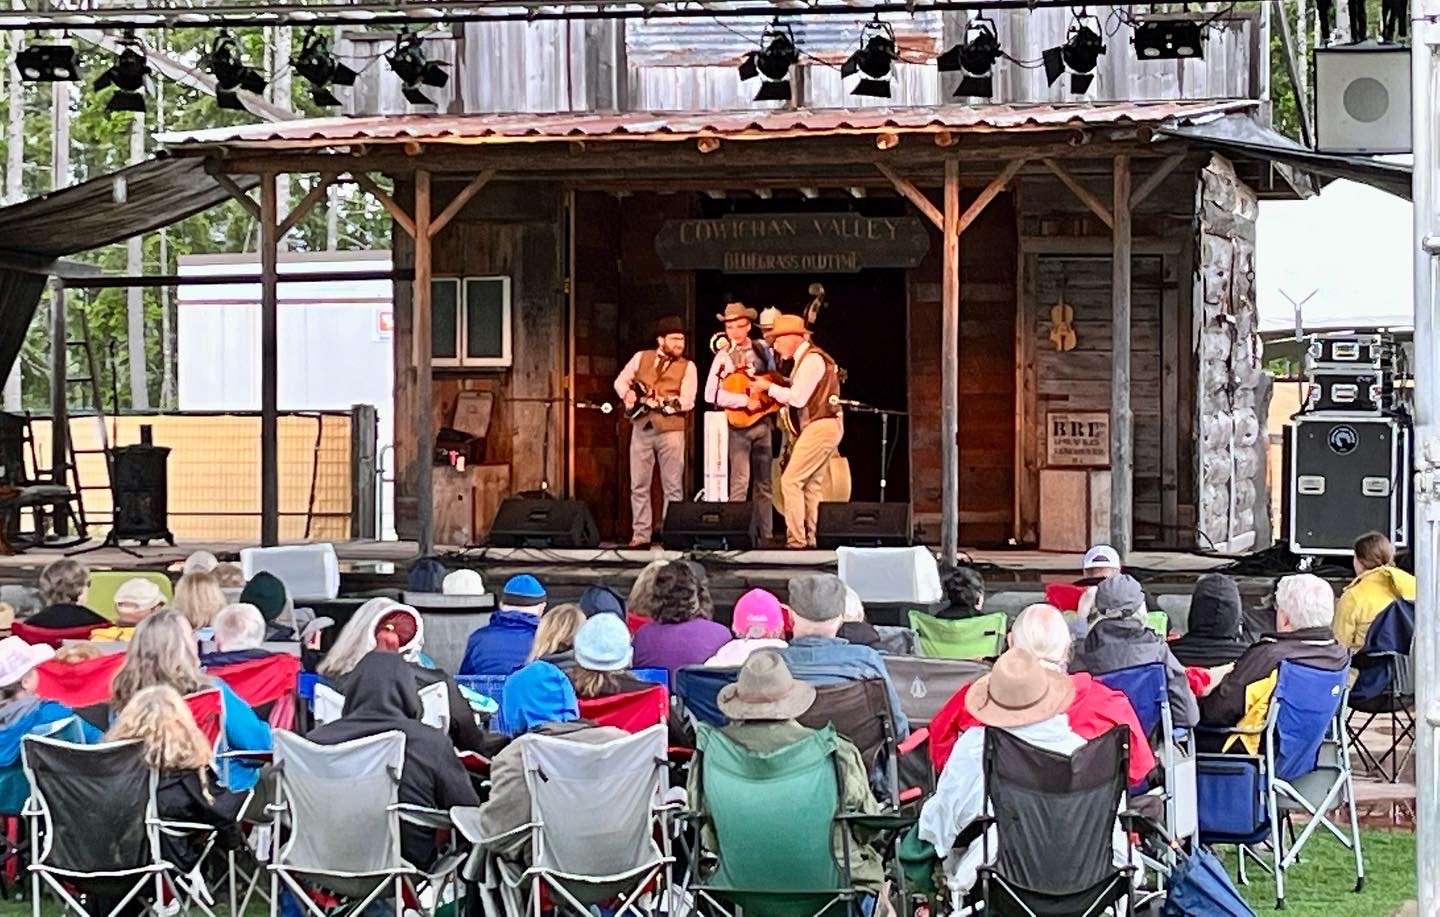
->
[732, 588, 786, 638]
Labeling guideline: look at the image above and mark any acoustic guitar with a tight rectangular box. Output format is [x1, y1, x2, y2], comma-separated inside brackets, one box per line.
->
[721, 371, 784, 429]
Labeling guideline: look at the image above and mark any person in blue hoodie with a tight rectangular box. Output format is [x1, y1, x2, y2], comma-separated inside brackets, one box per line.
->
[459, 575, 548, 676]
[0, 635, 102, 796]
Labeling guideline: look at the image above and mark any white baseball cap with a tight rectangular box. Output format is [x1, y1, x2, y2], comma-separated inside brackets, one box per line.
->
[0, 636, 53, 688]
[1082, 544, 1121, 570]
[442, 569, 485, 596]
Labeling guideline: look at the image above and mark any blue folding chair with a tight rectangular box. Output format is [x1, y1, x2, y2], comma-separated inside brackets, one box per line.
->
[1096, 662, 1197, 849]
[1195, 660, 1364, 909]
[675, 667, 740, 728]
[632, 667, 671, 691]
[456, 674, 512, 735]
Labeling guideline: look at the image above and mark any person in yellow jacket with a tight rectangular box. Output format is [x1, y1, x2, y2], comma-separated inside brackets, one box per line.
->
[1334, 531, 1416, 651]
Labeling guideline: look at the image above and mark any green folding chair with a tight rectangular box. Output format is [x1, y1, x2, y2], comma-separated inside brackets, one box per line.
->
[908, 611, 1008, 661]
[1146, 610, 1170, 638]
[85, 571, 173, 623]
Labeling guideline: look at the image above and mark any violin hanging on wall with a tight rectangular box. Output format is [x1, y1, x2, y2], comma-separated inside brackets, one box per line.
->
[1049, 300, 1078, 352]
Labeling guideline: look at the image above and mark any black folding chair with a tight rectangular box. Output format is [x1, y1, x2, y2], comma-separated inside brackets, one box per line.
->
[797, 679, 899, 805]
[1346, 598, 1416, 783]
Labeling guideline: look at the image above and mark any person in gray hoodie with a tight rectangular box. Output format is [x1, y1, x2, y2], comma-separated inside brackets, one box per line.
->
[1070, 574, 1199, 728]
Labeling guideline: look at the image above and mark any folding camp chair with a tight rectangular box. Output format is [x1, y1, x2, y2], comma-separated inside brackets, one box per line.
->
[314, 680, 451, 731]
[207, 654, 302, 731]
[908, 612, 1007, 661]
[1195, 660, 1364, 909]
[631, 667, 670, 690]
[969, 726, 1139, 917]
[1044, 583, 1086, 612]
[674, 666, 741, 728]
[86, 571, 174, 623]
[1145, 611, 1170, 638]
[456, 674, 511, 735]
[1095, 662, 1197, 844]
[881, 656, 989, 729]
[0, 717, 87, 899]
[577, 684, 669, 733]
[268, 730, 465, 917]
[22, 736, 166, 917]
[12, 621, 101, 649]
[461, 724, 672, 917]
[1347, 598, 1415, 782]
[798, 679, 899, 804]
[686, 723, 895, 917]
[33, 652, 126, 709]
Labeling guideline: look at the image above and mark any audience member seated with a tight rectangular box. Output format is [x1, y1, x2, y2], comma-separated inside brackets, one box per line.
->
[780, 573, 909, 738]
[1072, 574, 1198, 729]
[919, 648, 1135, 906]
[838, 585, 884, 649]
[1334, 531, 1415, 652]
[200, 604, 272, 667]
[688, 650, 884, 896]
[624, 560, 668, 633]
[937, 565, 986, 620]
[1170, 574, 1250, 668]
[632, 562, 731, 677]
[174, 570, 226, 633]
[1200, 574, 1350, 743]
[110, 610, 272, 791]
[26, 559, 106, 630]
[0, 636, 101, 765]
[927, 605, 1154, 786]
[578, 584, 626, 619]
[236, 571, 299, 643]
[1075, 544, 1123, 587]
[527, 603, 585, 670]
[569, 614, 650, 699]
[105, 685, 247, 872]
[459, 575, 548, 676]
[442, 568, 485, 596]
[89, 578, 168, 641]
[706, 588, 788, 667]
[478, 661, 626, 858]
[408, 556, 449, 593]
[308, 652, 480, 869]
[52, 643, 102, 665]
[182, 550, 219, 576]
[213, 563, 245, 591]
[320, 598, 497, 755]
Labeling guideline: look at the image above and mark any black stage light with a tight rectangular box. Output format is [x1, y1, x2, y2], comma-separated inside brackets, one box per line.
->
[293, 28, 357, 107]
[17, 42, 78, 81]
[1132, 19, 1205, 60]
[1043, 15, 1105, 94]
[94, 32, 149, 113]
[938, 15, 1002, 98]
[739, 19, 799, 102]
[843, 17, 898, 98]
[204, 31, 267, 110]
[387, 29, 449, 106]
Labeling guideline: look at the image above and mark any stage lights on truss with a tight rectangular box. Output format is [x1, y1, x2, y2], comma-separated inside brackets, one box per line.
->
[1131, 16, 1205, 60]
[738, 18, 798, 102]
[293, 27, 357, 107]
[203, 29, 267, 110]
[842, 16, 898, 98]
[1043, 10, 1105, 95]
[386, 28, 449, 106]
[94, 29, 150, 112]
[937, 13, 1002, 98]
[16, 38, 78, 81]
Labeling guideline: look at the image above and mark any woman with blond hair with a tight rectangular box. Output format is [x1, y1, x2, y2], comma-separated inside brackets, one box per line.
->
[527, 603, 585, 669]
[110, 610, 271, 790]
[173, 571, 227, 632]
[106, 685, 246, 870]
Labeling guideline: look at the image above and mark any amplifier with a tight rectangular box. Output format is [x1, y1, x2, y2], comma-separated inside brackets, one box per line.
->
[1286, 414, 1411, 556]
[1304, 370, 1395, 414]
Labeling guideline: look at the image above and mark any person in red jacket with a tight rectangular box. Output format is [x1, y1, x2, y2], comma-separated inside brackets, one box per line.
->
[929, 603, 1156, 786]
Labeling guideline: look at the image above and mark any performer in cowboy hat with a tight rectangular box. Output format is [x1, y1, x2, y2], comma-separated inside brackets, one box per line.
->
[704, 301, 779, 543]
[613, 315, 697, 548]
[749, 314, 843, 549]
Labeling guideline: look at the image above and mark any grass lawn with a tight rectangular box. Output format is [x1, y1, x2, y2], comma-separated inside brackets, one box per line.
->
[1232, 829, 1415, 916]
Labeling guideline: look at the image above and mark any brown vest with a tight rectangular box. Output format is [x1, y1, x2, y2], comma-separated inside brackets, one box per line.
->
[634, 350, 691, 433]
[789, 345, 841, 432]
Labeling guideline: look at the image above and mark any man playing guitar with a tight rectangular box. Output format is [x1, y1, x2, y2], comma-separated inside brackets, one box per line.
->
[704, 302, 779, 543]
[748, 314, 843, 549]
[613, 315, 697, 548]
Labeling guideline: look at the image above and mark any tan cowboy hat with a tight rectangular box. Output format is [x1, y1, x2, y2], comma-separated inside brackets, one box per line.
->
[716, 302, 758, 323]
[758, 306, 782, 329]
[717, 649, 816, 721]
[764, 313, 810, 342]
[964, 647, 1075, 728]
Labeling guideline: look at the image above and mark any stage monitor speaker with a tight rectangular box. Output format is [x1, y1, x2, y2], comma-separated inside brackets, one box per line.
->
[1286, 414, 1412, 556]
[817, 501, 912, 549]
[661, 501, 756, 551]
[111, 444, 174, 544]
[487, 497, 599, 549]
[1315, 43, 1410, 154]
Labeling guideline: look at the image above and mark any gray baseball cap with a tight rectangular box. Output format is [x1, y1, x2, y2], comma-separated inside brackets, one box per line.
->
[1094, 573, 1146, 618]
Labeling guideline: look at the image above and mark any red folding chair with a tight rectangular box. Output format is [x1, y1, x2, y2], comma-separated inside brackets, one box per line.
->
[207, 654, 300, 731]
[577, 684, 668, 733]
[13, 620, 100, 649]
[32, 653, 126, 708]
[625, 613, 652, 637]
[1045, 583, 1087, 612]
[184, 688, 226, 751]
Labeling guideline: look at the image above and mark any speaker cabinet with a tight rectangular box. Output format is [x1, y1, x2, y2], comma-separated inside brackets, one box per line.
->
[1315, 42, 1411, 154]
[487, 497, 599, 549]
[111, 444, 174, 543]
[661, 501, 757, 551]
[817, 502, 912, 549]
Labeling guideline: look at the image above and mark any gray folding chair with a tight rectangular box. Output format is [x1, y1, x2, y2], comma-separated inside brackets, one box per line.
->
[268, 730, 464, 917]
[457, 724, 673, 917]
[881, 655, 989, 728]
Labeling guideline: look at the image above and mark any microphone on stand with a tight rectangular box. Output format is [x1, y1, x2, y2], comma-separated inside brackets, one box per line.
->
[710, 332, 732, 354]
[574, 400, 614, 415]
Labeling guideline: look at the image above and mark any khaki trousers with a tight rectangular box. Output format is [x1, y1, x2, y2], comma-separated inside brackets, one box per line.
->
[779, 417, 843, 548]
[629, 425, 685, 544]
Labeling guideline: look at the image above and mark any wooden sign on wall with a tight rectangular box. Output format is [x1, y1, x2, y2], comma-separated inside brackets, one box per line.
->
[1046, 411, 1111, 467]
[654, 213, 931, 273]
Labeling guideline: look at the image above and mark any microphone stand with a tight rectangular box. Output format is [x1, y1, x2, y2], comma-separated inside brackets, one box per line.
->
[832, 397, 908, 503]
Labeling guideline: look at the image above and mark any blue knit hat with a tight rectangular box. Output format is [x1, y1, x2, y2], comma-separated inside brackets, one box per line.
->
[502, 661, 578, 733]
[501, 574, 547, 608]
[574, 614, 633, 672]
[578, 585, 626, 619]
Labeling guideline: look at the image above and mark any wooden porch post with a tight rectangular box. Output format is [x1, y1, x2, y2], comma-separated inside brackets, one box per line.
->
[259, 174, 280, 546]
[48, 278, 67, 495]
[1110, 155, 1133, 557]
[413, 170, 434, 557]
[941, 159, 961, 566]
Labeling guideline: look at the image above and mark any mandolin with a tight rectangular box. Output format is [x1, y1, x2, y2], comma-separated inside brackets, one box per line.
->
[722, 371, 783, 428]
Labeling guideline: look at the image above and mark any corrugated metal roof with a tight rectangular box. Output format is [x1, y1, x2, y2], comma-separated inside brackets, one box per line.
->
[159, 100, 1256, 149]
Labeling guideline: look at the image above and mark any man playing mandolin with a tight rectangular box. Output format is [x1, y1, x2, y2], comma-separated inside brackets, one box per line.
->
[704, 302, 779, 543]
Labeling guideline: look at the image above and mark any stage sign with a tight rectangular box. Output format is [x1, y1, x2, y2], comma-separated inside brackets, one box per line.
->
[654, 213, 931, 273]
[1046, 411, 1110, 467]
